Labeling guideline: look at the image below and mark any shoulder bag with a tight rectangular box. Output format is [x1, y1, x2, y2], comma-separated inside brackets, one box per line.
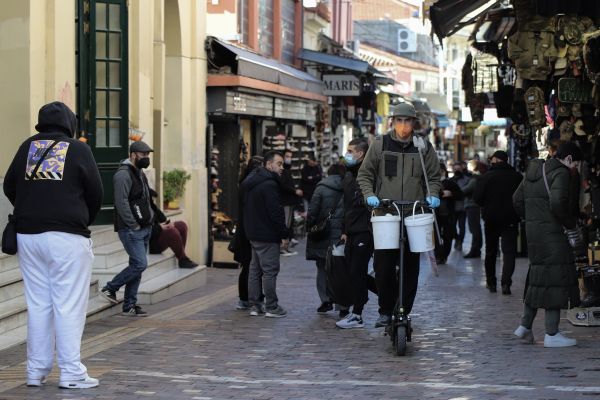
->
[2, 140, 62, 255]
[307, 190, 344, 242]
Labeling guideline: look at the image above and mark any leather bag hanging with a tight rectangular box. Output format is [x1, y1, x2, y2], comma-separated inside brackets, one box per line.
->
[307, 191, 344, 242]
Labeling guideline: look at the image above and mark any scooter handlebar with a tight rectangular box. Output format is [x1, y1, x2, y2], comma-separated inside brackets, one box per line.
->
[378, 199, 432, 209]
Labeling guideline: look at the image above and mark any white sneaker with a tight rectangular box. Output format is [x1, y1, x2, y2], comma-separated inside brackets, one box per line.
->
[290, 239, 299, 247]
[58, 377, 99, 389]
[26, 376, 47, 387]
[544, 332, 577, 348]
[514, 326, 534, 342]
[280, 249, 297, 257]
[336, 313, 364, 329]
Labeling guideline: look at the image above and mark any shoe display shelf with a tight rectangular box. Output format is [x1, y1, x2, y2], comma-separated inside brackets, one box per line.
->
[569, 265, 600, 326]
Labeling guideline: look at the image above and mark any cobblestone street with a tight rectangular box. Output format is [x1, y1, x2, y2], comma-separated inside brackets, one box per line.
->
[1, 234, 600, 400]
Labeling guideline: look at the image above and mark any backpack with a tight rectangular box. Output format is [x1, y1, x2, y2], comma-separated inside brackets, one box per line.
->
[524, 86, 546, 141]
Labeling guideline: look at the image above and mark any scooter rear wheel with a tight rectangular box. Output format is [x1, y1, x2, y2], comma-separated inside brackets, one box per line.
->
[395, 327, 406, 356]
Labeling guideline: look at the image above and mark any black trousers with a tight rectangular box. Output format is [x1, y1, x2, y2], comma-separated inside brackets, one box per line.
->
[238, 260, 264, 302]
[434, 213, 454, 260]
[484, 221, 518, 287]
[344, 232, 378, 315]
[373, 228, 420, 316]
[466, 206, 483, 255]
[455, 210, 467, 242]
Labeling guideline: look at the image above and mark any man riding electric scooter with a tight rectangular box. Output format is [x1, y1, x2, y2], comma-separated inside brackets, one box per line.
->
[357, 103, 441, 328]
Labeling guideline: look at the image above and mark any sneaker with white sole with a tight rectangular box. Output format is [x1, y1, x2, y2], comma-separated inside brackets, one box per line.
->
[266, 306, 287, 318]
[237, 300, 252, 310]
[336, 313, 364, 329]
[58, 377, 99, 389]
[121, 304, 148, 317]
[280, 249, 297, 257]
[290, 239, 299, 247]
[514, 326, 534, 342]
[27, 376, 47, 387]
[544, 332, 577, 348]
[99, 287, 118, 304]
[250, 305, 266, 316]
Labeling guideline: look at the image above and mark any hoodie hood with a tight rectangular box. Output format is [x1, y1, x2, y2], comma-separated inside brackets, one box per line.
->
[526, 158, 566, 182]
[241, 166, 279, 192]
[317, 174, 343, 191]
[35, 101, 77, 138]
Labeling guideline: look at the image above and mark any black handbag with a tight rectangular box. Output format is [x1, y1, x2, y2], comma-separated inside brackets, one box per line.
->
[2, 140, 62, 255]
[307, 191, 344, 242]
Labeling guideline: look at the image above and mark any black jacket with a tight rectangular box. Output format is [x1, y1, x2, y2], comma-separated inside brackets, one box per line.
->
[473, 161, 523, 224]
[280, 163, 298, 206]
[113, 160, 154, 231]
[437, 178, 463, 218]
[149, 204, 167, 254]
[3, 102, 103, 238]
[341, 162, 370, 235]
[306, 175, 345, 260]
[241, 166, 289, 243]
[234, 185, 252, 266]
[301, 164, 322, 200]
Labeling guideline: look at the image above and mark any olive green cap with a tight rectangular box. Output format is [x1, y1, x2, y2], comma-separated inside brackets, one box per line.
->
[390, 103, 417, 118]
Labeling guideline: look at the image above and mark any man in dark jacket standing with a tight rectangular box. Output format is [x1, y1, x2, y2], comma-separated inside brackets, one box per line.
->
[4, 101, 103, 389]
[301, 156, 322, 212]
[450, 162, 470, 251]
[100, 141, 155, 317]
[473, 150, 523, 295]
[435, 163, 464, 265]
[336, 139, 378, 329]
[241, 151, 289, 318]
[280, 150, 302, 251]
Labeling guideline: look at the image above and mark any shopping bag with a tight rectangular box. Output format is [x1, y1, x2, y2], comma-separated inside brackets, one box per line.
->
[325, 240, 354, 307]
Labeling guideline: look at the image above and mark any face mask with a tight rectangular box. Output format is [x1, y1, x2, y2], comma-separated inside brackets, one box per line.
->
[135, 156, 150, 169]
[394, 123, 412, 139]
[284, 158, 292, 165]
[344, 153, 356, 166]
[440, 176, 446, 181]
[453, 170, 463, 178]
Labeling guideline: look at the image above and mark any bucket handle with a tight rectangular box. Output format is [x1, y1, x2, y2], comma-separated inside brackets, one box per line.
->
[412, 201, 425, 217]
[371, 200, 401, 219]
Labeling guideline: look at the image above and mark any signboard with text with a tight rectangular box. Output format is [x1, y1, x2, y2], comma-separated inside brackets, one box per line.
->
[558, 78, 594, 104]
[322, 75, 360, 96]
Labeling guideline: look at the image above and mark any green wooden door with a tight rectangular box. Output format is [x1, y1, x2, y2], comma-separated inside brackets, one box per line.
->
[77, 0, 128, 225]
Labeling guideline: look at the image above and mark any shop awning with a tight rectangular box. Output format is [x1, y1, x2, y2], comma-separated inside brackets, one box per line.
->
[412, 100, 431, 114]
[428, 0, 503, 42]
[210, 38, 324, 94]
[436, 116, 450, 127]
[297, 48, 369, 73]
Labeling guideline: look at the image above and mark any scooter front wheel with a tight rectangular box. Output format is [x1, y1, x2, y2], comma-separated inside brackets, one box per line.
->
[395, 326, 406, 356]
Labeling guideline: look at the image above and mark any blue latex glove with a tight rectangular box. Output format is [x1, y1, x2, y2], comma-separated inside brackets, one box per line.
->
[426, 196, 440, 208]
[367, 196, 380, 207]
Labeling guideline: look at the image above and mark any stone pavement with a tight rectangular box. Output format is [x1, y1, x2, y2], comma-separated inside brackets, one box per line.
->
[1, 233, 600, 400]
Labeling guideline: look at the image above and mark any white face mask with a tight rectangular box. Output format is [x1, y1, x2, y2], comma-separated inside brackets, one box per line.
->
[284, 158, 292, 165]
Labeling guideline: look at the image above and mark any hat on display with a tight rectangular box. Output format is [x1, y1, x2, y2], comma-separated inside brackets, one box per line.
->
[510, 103, 528, 124]
[390, 103, 417, 119]
[557, 102, 572, 118]
[572, 103, 583, 117]
[555, 29, 569, 58]
[490, 150, 508, 162]
[559, 120, 575, 140]
[554, 57, 568, 75]
[130, 141, 154, 153]
[574, 119, 586, 136]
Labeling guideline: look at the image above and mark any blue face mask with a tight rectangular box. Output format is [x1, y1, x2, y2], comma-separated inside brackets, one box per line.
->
[344, 153, 356, 166]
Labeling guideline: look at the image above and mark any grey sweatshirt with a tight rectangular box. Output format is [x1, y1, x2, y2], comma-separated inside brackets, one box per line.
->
[113, 159, 153, 229]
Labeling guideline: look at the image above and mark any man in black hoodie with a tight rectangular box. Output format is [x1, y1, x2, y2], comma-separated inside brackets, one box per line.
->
[301, 156, 322, 212]
[280, 150, 302, 252]
[4, 101, 103, 389]
[241, 151, 289, 318]
[473, 150, 524, 295]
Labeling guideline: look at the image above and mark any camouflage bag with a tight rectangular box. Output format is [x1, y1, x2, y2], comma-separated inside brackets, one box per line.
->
[525, 86, 546, 141]
[564, 18, 584, 45]
[512, 0, 556, 33]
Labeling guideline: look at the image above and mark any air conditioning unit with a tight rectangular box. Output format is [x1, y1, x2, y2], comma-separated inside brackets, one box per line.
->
[397, 28, 417, 53]
[346, 39, 360, 54]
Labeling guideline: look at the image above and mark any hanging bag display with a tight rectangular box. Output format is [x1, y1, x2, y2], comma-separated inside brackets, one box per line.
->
[2, 140, 62, 255]
[524, 86, 546, 141]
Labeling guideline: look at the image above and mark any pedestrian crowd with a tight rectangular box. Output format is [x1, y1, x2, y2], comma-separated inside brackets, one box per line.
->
[0, 101, 587, 390]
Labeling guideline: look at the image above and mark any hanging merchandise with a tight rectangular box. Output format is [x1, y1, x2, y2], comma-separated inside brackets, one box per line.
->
[508, 31, 557, 81]
[376, 92, 390, 117]
[513, 0, 557, 33]
[524, 86, 547, 141]
[472, 53, 500, 93]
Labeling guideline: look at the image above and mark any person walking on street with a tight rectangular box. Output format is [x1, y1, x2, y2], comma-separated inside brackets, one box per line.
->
[336, 139, 379, 329]
[450, 162, 470, 251]
[473, 150, 523, 295]
[280, 150, 303, 253]
[357, 103, 441, 328]
[462, 160, 483, 258]
[234, 156, 264, 310]
[100, 141, 154, 317]
[435, 163, 463, 265]
[4, 101, 103, 389]
[306, 163, 347, 315]
[241, 151, 289, 318]
[301, 156, 322, 212]
[513, 141, 583, 347]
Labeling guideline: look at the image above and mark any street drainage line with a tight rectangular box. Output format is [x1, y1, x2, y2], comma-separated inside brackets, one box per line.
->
[111, 370, 600, 393]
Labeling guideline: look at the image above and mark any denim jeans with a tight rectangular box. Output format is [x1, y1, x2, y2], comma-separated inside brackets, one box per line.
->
[106, 226, 151, 309]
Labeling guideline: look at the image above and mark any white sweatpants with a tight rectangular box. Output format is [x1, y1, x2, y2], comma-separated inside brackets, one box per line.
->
[17, 232, 94, 381]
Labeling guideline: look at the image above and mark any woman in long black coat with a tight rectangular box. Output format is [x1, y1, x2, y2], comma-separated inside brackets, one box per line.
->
[234, 156, 263, 310]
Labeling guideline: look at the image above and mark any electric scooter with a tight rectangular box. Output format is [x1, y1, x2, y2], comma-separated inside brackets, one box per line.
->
[377, 199, 432, 356]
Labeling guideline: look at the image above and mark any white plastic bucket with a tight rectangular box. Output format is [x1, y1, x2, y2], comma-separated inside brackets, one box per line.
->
[404, 203, 435, 252]
[371, 203, 401, 250]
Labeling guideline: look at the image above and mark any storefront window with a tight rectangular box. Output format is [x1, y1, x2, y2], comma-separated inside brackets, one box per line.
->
[281, 0, 295, 64]
[258, 0, 274, 56]
[239, 0, 249, 45]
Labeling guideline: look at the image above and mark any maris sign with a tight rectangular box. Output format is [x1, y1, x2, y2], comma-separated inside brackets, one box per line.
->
[322, 75, 360, 96]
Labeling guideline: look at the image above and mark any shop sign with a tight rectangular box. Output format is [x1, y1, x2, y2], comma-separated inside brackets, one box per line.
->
[322, 75, 360, 96]
[233, 94, 246, 112]
[558, 78, 594, 104]
[464, 122, 481, 136]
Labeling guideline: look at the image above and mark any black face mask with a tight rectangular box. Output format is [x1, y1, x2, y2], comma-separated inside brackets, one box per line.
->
[453, 170, 463, 178]
[135, 157, 150, 169]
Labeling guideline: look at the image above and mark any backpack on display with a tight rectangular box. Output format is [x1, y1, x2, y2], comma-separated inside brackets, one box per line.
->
[524, 86, 546, 140]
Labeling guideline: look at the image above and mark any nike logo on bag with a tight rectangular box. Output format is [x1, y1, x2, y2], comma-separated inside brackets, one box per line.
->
[358, 243, 364, 246]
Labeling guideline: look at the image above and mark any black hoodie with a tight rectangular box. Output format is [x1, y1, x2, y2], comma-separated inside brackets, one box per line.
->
[240, 166, 289, 243]
[341, 161, 371, 235]
[280, 162, 298, 206]
[3, 102, 104, 238]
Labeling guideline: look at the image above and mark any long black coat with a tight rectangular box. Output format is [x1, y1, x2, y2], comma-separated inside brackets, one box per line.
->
[513, 158, 579, 310]
[306, 175, 345, 260]
[473, 161, 523, 224]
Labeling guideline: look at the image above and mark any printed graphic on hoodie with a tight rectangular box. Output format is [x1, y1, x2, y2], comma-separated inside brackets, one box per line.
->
[25, 140, 70, 180]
